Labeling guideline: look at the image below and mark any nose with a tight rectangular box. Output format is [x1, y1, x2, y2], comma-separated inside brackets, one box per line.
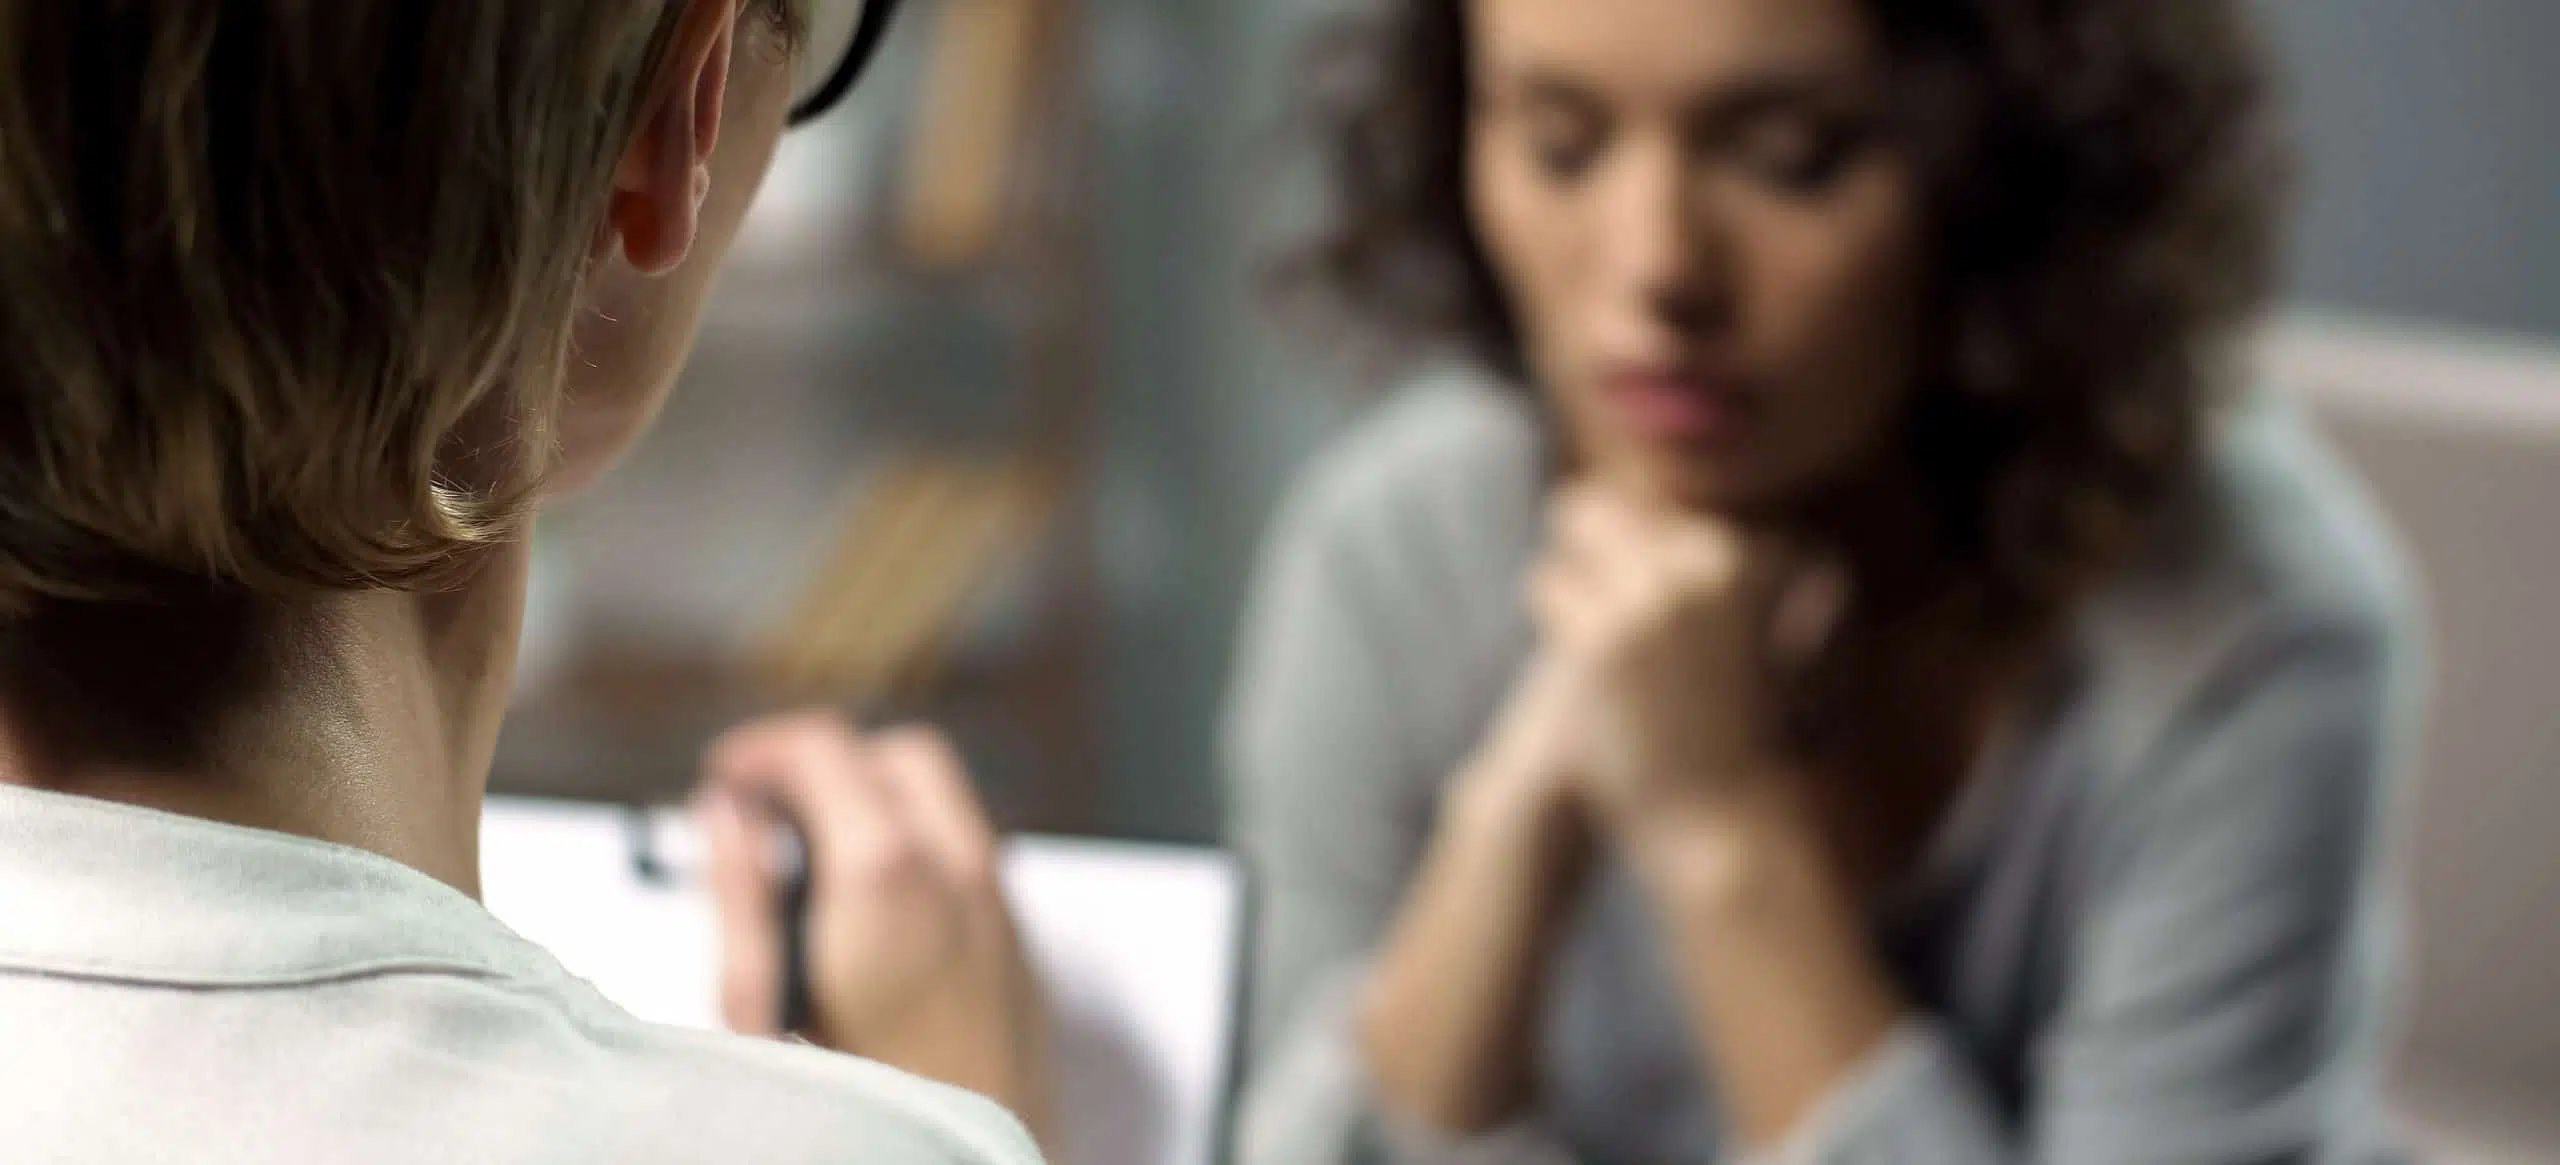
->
[1600, 137, 1727, 334]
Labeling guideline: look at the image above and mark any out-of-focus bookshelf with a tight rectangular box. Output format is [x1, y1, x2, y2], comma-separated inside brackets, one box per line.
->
[494, 0, 1110, 834]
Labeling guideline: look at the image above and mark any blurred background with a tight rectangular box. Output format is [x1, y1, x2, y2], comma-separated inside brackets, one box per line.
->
[498, 0, 2559, 1156]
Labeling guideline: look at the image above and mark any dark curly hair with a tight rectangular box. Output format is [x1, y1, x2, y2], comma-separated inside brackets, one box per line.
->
[1292, 0, 2286, 639]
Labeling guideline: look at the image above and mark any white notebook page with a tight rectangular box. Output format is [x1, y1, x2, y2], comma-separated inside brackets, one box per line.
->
[479, 796, 1246, 1165]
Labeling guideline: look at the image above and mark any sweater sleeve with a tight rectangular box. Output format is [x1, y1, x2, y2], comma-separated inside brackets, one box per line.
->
[1223, 447, 1581, 1165]
[1752, 617, 2411, 1165]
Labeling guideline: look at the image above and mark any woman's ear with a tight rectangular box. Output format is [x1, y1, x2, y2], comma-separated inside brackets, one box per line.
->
[598, 0, 738, 275]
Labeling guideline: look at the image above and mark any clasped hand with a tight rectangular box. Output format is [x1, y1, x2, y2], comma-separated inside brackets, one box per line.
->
[1476, 482, 1840, 871]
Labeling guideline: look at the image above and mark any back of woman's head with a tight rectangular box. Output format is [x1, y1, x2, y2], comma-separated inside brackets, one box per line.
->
[0, 2, 687, 614]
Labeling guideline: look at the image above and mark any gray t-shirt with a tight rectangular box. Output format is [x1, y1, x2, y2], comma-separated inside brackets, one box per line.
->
[1223, 369, 2419, 1165]
[0, 784, 1042, 1165]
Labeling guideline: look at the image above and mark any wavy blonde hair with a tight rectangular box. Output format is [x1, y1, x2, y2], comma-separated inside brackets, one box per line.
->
[0, 2, 711, 613]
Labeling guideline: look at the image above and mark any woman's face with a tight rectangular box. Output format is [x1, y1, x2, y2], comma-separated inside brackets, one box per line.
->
[1466, 0, 1926, 514]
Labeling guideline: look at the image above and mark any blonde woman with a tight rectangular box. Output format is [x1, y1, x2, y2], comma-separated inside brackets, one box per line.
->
[0, 3, 1046, 1162]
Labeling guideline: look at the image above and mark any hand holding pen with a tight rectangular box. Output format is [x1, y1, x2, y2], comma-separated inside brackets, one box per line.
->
[692, 713, 1053, 1138]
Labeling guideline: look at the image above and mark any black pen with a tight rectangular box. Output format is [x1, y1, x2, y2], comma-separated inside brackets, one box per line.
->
[772, 811, 817, 1038]
[624, 803, 817, 1037]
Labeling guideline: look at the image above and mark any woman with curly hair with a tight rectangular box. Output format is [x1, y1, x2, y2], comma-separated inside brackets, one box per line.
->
[1223, 0, 2419, 1162]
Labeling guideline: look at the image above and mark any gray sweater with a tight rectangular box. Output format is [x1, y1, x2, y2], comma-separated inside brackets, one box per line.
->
[1222, 369, 2420, 1165]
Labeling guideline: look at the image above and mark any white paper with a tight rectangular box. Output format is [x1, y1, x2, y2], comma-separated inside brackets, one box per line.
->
[478, 796, 1245, 1165]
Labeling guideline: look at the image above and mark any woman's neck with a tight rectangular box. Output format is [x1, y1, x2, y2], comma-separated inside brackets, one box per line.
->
[1775, 453, 2054, 896]
[0, 542, 531, 897]
[1786, 452, 1946, 610]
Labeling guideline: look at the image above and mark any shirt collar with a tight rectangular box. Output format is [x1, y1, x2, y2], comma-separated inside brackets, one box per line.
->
[0, 784, 568, 990]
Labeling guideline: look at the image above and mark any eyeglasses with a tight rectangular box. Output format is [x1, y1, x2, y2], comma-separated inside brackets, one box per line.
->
[788, 0, 905, 128]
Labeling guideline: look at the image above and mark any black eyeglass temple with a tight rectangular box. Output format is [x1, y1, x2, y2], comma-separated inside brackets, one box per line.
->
[787, 0, 906, 127]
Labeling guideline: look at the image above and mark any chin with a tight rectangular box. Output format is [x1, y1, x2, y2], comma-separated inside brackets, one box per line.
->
[1611, 448, 1791, 518]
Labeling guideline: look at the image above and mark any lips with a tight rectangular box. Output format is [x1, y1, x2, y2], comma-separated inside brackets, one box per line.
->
[1600, 364, 1757, 445]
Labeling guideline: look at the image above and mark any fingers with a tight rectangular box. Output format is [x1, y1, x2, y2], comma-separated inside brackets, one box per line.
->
[1555, 483, 1750, 579]
[707, 712, 923, 882]
[1546, 485, 1651, 599]
[695, 792, 785, 1036]
[1539, 484, 1729, 642]
[870, 727, 1001, 888]
[1550, 481, 1809, 595]
[1537, 488, 1649, 649]
[1528, 544, 1605, 646]
[693, 712, 1026, 1074]
[702, 712, 878, 836]
[702, 712, 1001, 897]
